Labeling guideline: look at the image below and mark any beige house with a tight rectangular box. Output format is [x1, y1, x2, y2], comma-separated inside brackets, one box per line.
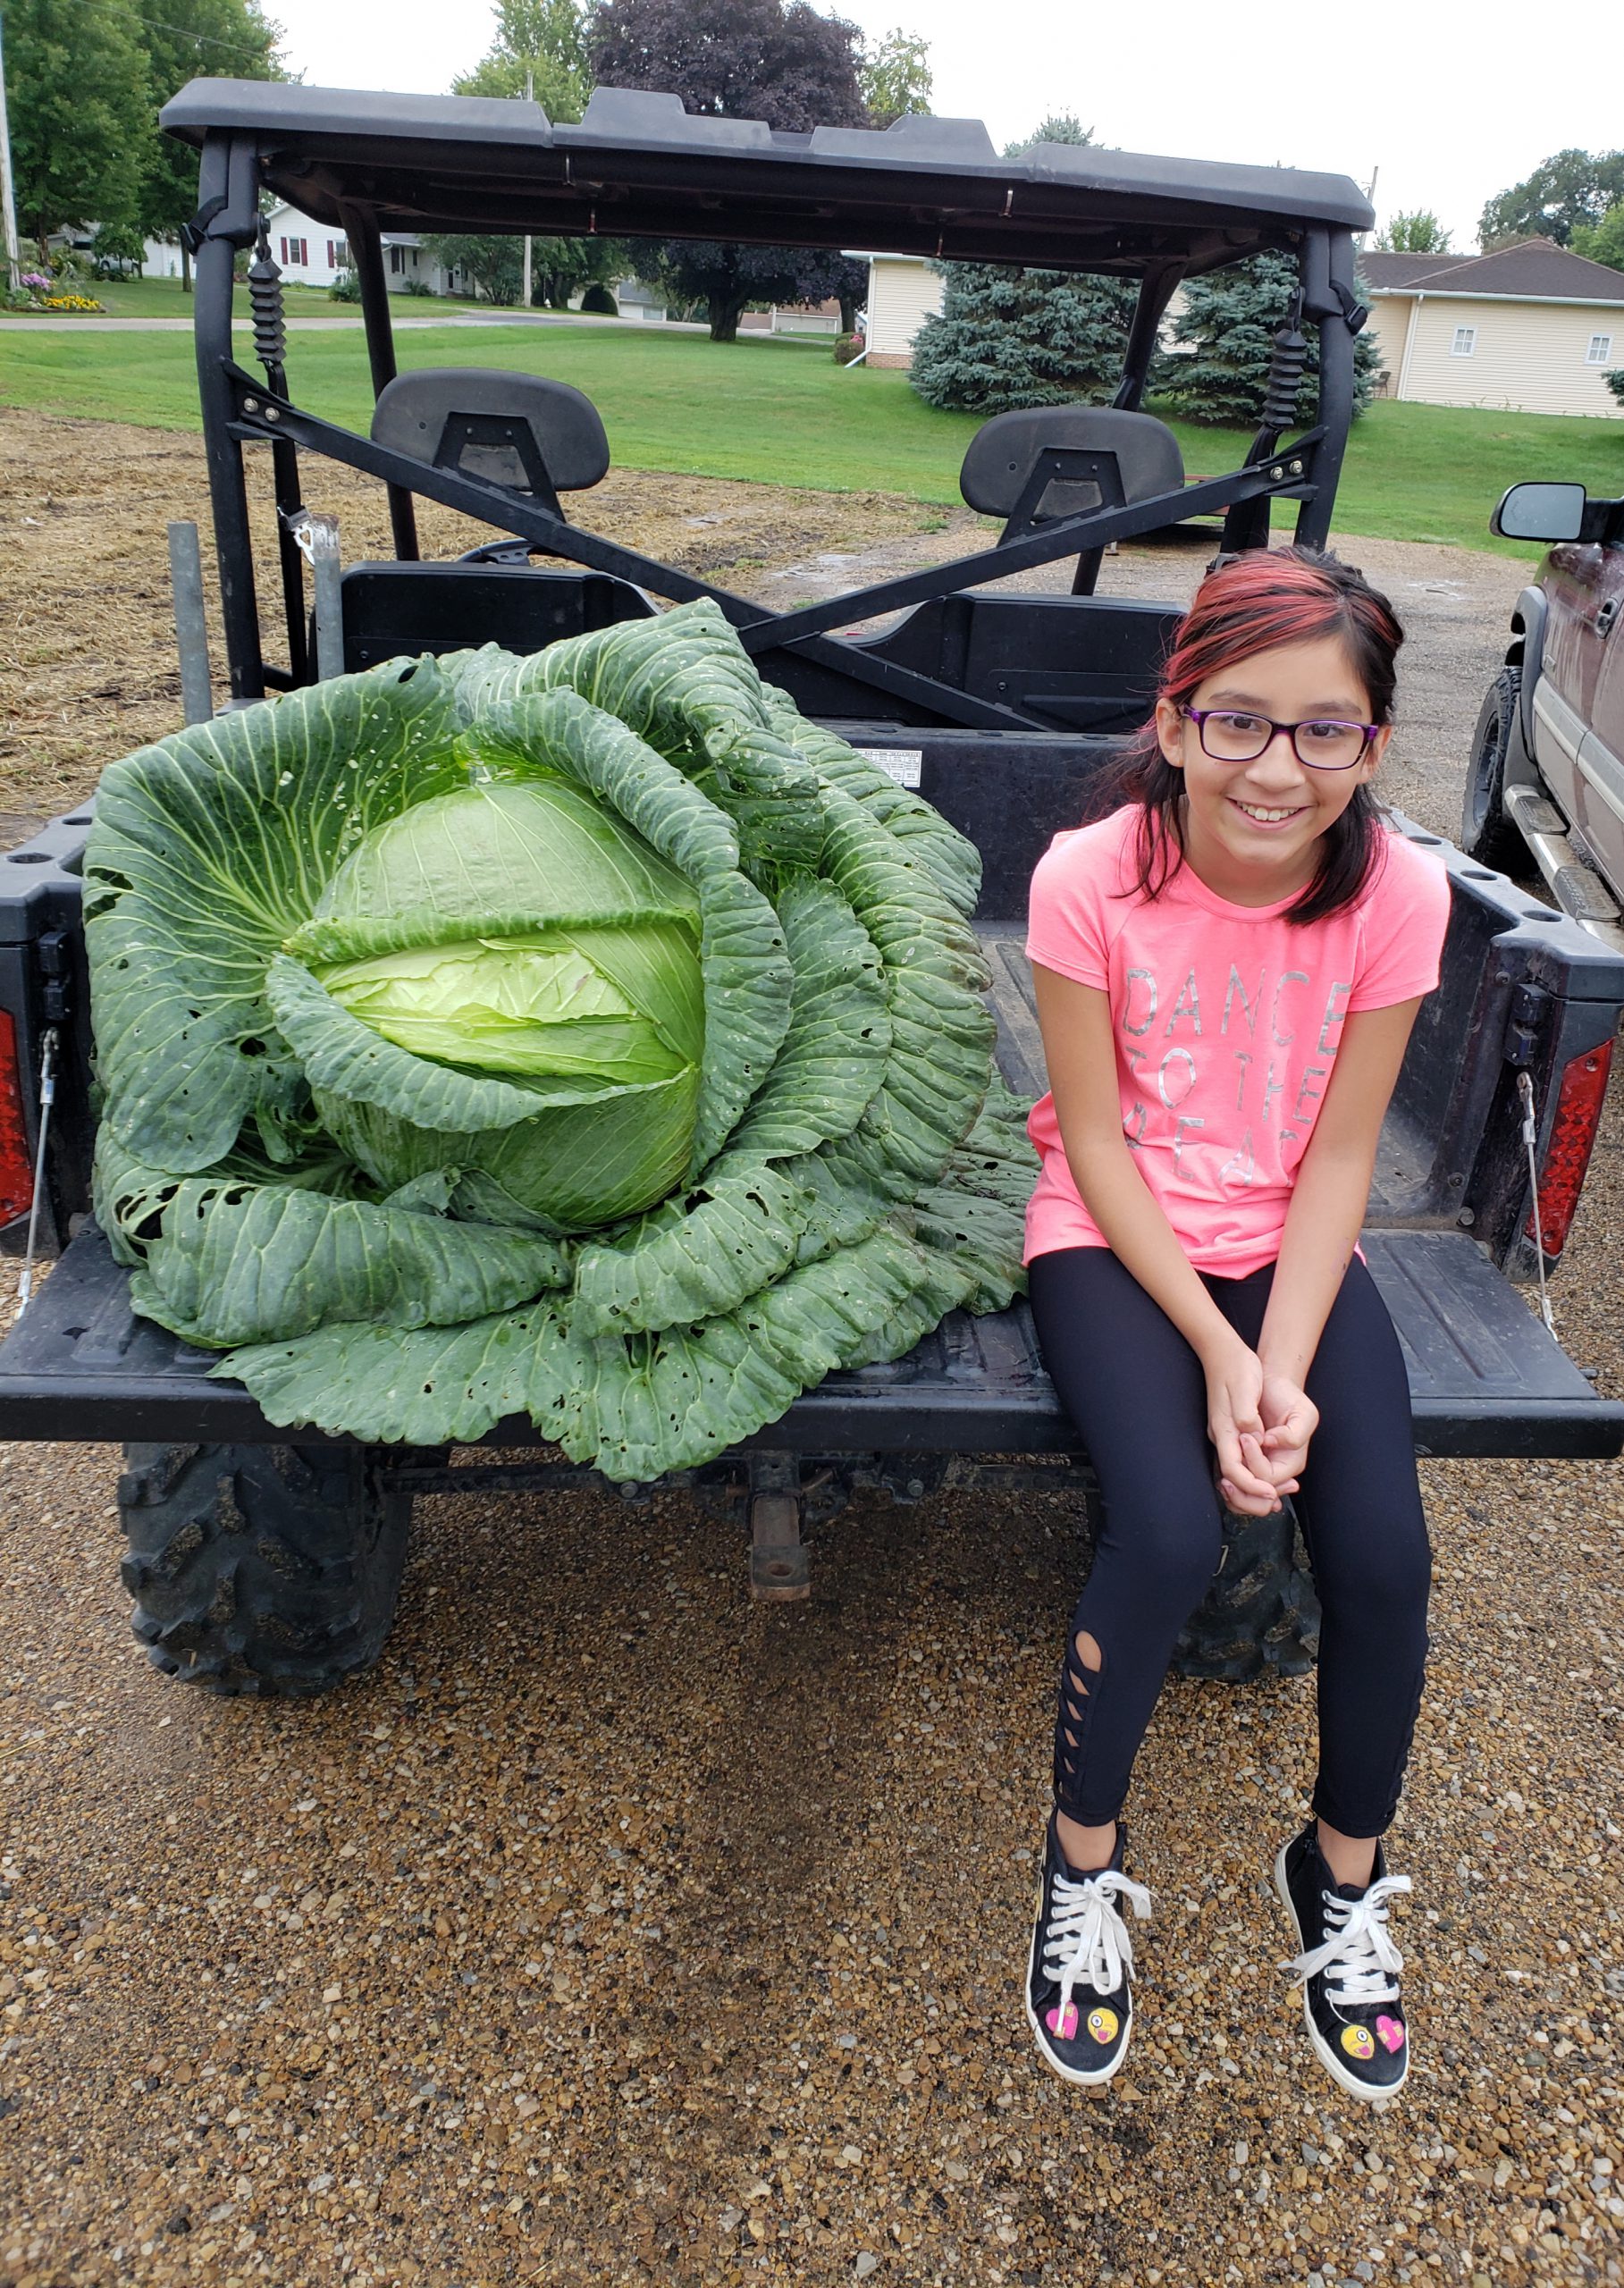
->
[1359, 239, 1623, 418]
[850, 252, 945, 366]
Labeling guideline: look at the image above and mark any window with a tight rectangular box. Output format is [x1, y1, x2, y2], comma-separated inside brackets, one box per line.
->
[1451, 325, 1477, 357]
[1587, 333, 1614, 365]
[278, 235, 307, 267]
[326, 239, 349, 270]
[390, 243, 405, 275]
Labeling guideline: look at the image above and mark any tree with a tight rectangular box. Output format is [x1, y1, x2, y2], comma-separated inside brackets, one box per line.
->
[139, 0, 285, 290]
[590, 0, 867, 130]
[1376, 210, 1452, 254]
[4, 0, 148, 245]
[92, 220, 147, 277]
[909, 115, 1133, 416]
[453, 0, 593, 118]
[1154, 248, 1383, 427]
[590, 0, 868, 338]
[1479, 149, 1624, 249]
[1571, 203, 1624, 273]
[1607, 369, 1624, 408]
[860, 27, 931, 126]
[421, 234, 525, 303]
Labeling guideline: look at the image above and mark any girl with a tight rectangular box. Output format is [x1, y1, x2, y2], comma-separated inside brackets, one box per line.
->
[1022, 546, 1449, 2102]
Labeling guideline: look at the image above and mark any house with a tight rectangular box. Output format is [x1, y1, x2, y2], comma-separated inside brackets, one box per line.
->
[1359, 239, 1624, 418]
[848, 253, 944, 366]
[257, 203, 458, 294]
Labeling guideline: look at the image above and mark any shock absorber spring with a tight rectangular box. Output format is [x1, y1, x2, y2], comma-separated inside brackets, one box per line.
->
[248, 224, 287, 376]
[1260, 317, 1309, 432]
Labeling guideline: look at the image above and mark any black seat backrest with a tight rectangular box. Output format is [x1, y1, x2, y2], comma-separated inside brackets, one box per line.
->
[371, 368, 610, 516]
[960, 407, 1185, 595]
[960, 407, 1183, 522]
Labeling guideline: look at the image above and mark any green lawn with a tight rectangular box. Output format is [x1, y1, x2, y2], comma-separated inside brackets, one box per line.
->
[3, 317, 1620, 554]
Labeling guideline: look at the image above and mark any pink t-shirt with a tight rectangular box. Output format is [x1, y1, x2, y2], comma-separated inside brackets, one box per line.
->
[1022, 807, 1452, 1274]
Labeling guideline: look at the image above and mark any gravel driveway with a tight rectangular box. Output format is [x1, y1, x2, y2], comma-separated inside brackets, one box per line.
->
[1, 414, 1620, 2288]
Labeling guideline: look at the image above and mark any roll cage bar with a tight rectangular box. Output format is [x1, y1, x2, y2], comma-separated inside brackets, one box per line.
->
[164, 80, 1375, 712]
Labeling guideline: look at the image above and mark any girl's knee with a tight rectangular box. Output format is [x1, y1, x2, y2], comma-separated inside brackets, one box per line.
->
[1091, 1503, 1224, 1626]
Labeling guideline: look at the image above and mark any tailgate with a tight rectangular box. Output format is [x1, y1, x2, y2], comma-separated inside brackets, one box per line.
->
[0, 1220, 1617, 1460]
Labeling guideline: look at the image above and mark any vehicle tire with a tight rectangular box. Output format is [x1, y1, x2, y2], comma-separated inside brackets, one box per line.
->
[1170, 1500, 1322, 1681]
[118, 1443, 413, 1696]
[1460, 666, 1527, 873]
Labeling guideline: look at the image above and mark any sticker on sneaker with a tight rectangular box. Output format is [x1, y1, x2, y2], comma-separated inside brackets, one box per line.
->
[1341, 2024, 1376, 2060]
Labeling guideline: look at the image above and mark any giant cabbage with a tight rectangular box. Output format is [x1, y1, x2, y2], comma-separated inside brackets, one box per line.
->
[85, 601, 1035, 1480]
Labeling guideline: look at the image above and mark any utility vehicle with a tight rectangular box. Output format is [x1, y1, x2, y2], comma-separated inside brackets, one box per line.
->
[0, 80, 1619, 1695]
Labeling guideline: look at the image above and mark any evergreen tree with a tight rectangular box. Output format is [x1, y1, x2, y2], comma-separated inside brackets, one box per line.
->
[1153, 248, 1383, 429]
[908, 114, 1134, 416]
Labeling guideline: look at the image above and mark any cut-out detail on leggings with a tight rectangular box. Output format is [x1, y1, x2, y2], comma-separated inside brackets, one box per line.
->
[1054, 1637, 1105, 1815]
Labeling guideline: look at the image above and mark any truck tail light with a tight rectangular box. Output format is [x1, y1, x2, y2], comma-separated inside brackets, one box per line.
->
[0, 1010, 35, 1226]
[1525, 1038, 1614, 1258]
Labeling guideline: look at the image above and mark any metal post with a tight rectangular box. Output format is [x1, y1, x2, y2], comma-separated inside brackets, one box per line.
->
[522, 67, 534, 310]
[1113, 265, 1182, 412]
[192, 135, 265, 700]
[342, 206, 419, 560]
[289, 512, 343, 677]
[166, 522, 215, 723]
[0, 11, 23, 294]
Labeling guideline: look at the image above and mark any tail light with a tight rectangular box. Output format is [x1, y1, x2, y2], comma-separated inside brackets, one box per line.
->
[1525, 1037, 1614, 1258]
[0, 1011, 35, 1225]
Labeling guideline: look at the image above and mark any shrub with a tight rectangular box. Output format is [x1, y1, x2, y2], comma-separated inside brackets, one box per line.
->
[834, 331, 864, 365]
[328, 270, 363, 303]
[579, 282, 618, 315]
[1607, 368, 1624, 408]
[910, 264, 1136, 414]
[400, 276, 437, 298]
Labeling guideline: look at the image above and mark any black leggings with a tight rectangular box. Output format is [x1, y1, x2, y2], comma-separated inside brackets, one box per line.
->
[1028, 1248, 1431, 1839]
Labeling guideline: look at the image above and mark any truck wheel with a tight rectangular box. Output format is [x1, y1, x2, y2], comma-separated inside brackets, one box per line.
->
[1171, 1501, 1322, 1681]
[118, 1443, 412, 1696]
[1460, 667, 1527, 873]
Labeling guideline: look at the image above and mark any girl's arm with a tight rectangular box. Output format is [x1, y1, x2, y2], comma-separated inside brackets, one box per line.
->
[1032, 962, 1283, 1510]
[1254, 997, 1425, 1477]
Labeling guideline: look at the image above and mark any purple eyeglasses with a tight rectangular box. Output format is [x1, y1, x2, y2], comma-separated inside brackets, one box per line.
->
[1183, 708, 1380, 772]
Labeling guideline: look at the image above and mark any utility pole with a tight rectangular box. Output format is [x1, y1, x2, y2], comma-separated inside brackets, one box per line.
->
[0, 9, 24, 295]
[521, 67, 534, 312]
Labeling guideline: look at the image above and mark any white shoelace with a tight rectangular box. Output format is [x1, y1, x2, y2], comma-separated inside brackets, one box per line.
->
[1283, 1873, 1410, 2008]
[1041, 1867, 1153, 2031]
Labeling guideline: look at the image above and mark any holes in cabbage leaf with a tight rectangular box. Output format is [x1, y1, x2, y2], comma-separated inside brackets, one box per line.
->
[239, 1037, 267, 1057]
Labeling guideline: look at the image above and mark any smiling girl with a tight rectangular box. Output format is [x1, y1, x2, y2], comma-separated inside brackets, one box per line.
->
[1021, 547, 1450, 2100]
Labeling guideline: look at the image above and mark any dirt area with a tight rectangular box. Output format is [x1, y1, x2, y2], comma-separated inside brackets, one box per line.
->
[2, 410, 1622, 2288]
[0, 406, 1527, 845]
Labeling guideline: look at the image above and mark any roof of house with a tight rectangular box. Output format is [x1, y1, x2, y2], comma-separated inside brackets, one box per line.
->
[1355, 250, 1467, 290]
[1362, 235, 1624, 305]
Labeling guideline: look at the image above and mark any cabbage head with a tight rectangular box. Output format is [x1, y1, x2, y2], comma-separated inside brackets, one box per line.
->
[86, 601, 1035, 1481]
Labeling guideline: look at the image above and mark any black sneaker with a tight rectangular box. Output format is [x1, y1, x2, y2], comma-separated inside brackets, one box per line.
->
[1275, 1823, 1412, 2099]
[1024, 1813, 1151, 2087]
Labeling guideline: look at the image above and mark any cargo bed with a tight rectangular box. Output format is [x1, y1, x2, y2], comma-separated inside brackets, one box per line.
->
[2, 922, 1618, 1465]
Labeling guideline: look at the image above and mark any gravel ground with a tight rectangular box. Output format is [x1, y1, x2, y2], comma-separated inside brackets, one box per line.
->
[1, 412, 1620, 2288]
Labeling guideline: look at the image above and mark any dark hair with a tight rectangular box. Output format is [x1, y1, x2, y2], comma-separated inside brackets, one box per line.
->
[1098, 545, 1405, 925]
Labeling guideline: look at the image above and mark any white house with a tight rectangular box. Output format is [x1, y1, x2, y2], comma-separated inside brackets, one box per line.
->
[848, 252, 944, 366]
[1358, 239, 1624, 419]
[254, 204, 457, 294]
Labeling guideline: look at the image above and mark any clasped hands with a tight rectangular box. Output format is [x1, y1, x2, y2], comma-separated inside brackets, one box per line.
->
[1203, 1340, 1319, 1518]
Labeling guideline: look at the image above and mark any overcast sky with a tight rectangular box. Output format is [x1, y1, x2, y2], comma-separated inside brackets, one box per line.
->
[263, 0, 1618, 254]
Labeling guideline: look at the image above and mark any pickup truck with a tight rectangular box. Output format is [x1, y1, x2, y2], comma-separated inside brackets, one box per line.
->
[0, 80, 1619, 1702]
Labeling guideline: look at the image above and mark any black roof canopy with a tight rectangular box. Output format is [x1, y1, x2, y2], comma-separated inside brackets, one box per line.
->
[162, 78, 1373, 276]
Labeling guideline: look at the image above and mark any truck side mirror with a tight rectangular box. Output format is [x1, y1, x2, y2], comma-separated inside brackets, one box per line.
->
[1491, 481, 1587, 543]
